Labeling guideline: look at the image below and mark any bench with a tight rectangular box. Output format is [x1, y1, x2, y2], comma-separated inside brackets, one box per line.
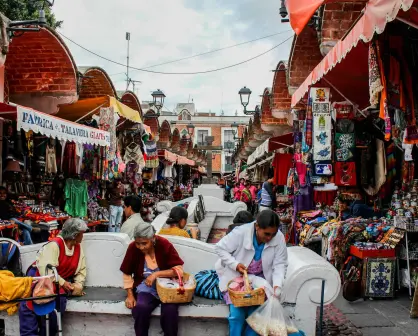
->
[1, 233, 341, 336]
[155, 196, 247, 243]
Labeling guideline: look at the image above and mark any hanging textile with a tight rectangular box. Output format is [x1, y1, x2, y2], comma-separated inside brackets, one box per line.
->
[369, 42, 384, 107]
[62, 142, 77, 176]
[64, 178, 88, 217]
[144, 140, 159, 168]
[98, 107, 118, 161]
[376, 42, 391, 141]
[273, 153, 293, 186]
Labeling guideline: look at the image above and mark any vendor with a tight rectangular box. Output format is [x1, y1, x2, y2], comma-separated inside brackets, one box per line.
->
[120, 195, 148, 239]
[19, 218, 87, 335]
[107, 179, 125, 232]
[215, 209, 288, 336]
[159, 206, 198, 239]
[0, 186, 33, 245]
[121, 224, 184, 336]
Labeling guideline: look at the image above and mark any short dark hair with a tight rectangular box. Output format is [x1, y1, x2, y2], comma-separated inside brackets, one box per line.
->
[124, 195, 142, 213]
[0, 186, 7, 192]
[233, 211, 254, 225]
[166, 206, 189, 225]
[256, 209, 280, 229]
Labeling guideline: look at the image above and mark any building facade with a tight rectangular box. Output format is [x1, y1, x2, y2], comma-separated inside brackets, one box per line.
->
[142, 102, 249, 175]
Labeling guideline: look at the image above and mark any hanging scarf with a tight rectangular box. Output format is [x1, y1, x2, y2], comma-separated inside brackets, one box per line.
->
[368, 42, 383, 107]
[375, 42, 391, 141]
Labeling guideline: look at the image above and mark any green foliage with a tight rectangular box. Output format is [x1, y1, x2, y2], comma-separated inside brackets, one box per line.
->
[0, 0, 62, 29]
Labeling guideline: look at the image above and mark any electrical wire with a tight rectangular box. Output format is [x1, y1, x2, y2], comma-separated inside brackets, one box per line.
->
[58, 32, 293, 75]
[106, 30, 292, 76]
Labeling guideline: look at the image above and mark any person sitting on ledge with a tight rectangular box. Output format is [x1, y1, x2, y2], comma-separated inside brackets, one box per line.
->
[121, 224, 184, 336]
[19, 218, 87, 336]
[159, 206, 198, 239]
[120, 195, 148, 239]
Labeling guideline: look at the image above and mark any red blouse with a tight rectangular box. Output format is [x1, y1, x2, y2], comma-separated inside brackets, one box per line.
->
[120, 235, 184, 289]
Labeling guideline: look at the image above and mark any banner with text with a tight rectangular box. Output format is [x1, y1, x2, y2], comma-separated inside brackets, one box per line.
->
[17, 106, 110, 147]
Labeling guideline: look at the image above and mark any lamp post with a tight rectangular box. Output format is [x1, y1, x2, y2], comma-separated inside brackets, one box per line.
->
[238, 86, 260, 115]
[151, 89, 166, 116]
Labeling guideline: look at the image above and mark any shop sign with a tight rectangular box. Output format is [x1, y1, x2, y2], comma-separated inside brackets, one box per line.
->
[17, 106, 110, 147]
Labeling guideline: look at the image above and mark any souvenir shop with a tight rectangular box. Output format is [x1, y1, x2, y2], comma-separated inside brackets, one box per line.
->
[0, 103, 112, 244]
[282, 18, 418, 301]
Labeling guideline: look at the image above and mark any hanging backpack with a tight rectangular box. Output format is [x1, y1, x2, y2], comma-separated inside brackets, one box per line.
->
[194, 270, 223, 300]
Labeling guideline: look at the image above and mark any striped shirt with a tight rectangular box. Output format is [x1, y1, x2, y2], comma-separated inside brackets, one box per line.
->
[260, 182, 273, 207]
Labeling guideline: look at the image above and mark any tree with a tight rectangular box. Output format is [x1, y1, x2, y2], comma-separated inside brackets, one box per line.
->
[0, 0, 62, 29]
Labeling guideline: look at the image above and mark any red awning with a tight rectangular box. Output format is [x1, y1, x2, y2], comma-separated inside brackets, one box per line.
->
[268, 133, 294, 151]
[177, 155, 195, 166]
[286, 0, 330, 35]
[291, 0, 415, 107]
[158, 149, 177, 163]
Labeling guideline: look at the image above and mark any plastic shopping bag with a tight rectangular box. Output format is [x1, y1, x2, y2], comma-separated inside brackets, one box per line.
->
[285, 314, 300, 334]
[246, 296, 287, 336]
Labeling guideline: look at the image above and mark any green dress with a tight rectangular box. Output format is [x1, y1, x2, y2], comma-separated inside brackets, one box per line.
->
[64, 179, 88, 217]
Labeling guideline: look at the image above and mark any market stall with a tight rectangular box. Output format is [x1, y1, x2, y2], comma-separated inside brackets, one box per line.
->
[0, 102, 112, 242]
[286, 3, 418, 303]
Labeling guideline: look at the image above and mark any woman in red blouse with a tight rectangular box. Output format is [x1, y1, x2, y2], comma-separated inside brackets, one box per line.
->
[120, 224, 184, 336]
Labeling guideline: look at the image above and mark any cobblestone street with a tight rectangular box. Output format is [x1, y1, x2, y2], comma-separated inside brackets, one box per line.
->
[320, 291, 418, 336]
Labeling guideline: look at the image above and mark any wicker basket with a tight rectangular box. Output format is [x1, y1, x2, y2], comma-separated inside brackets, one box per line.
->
[227, 270, 265, 307]
[156, 269, 195, 304]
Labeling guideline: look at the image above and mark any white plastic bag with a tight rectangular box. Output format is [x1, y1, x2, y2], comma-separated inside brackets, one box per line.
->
[285, 314, 299, 334]
[246, 297, 287, 336]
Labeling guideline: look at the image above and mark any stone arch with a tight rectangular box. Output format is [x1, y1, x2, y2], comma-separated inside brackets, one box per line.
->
[270, 61, 292, 131]
[120, 91, 143, 120]
[78, 66, 117, 99]
[158, 120, 172, 149]
[260, 87, 272, 124]
[144, 110, 160, 140]
[288, 26, 323, 95]
[5, 26, 78, 114]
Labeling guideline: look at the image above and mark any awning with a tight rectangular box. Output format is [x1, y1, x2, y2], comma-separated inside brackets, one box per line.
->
[268, 133, 294, 151]
[291, 0, 415, 107]
[158, 149, 177, 163]
[286, 0, 334, 35]
[57, 96, 142, 123]
[247, 155, 274, 171]
[3, 103, 110, 147]
[247, 133, 294, 166]
[177, 155, 195, 166]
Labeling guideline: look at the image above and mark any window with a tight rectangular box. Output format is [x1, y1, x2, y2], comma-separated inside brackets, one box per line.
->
[197, 130, 209, 146]
[179, 109, 191, 120]
[224, 129, 235, 149]
[224, 154, 234, 172]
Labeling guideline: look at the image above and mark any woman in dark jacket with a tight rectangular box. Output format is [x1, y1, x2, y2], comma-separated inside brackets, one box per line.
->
[121, 224, 184, 336]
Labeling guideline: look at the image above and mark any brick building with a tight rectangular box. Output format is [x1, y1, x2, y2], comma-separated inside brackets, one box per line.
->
[141, 102, 249, 175]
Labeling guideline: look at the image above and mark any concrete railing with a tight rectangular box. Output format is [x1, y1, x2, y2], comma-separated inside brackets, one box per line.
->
[1, 233, 340, 336]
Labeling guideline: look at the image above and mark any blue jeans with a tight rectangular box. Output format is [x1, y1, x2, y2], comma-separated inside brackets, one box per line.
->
[11, 218, 33, 245]
[229, 304, 259, 336]
[109, 205, 123, 232]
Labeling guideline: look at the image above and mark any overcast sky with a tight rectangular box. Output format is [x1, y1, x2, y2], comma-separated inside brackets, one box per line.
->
[53, 0, 293, 115]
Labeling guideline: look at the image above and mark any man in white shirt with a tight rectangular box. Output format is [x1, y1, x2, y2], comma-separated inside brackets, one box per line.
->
[120, 195, 148, 239]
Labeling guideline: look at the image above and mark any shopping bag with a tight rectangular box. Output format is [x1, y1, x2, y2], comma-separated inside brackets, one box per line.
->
[194, 270, 223, 300]
[246, 296, 287, 336]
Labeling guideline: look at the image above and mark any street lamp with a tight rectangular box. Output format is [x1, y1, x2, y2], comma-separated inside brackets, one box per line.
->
[238, 86, 260, 115]
[151, 89, 166, 115]
[231, 122, 239, 140]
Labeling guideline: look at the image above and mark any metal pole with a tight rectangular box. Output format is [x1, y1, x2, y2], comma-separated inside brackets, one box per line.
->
[126, 32, 131, 90]
[319, 279, 326, 336]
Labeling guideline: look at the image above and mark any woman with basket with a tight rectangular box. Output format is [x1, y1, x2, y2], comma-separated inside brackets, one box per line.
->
[120, 224, 185, 336]
[215, 209, 288, 336]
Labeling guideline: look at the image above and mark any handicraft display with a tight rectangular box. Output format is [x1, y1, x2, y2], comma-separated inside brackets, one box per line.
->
[362, 257, 396, 298]
[310, 88, 332, 161]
